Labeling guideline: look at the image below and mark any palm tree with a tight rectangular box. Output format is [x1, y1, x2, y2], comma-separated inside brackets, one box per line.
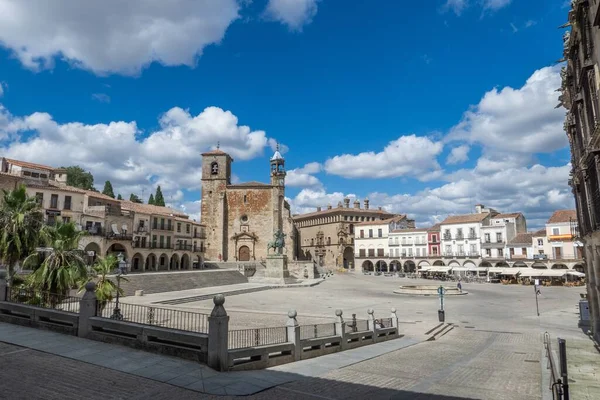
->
[0, 184, 44, 284]
[25, 222, 88, 297]
[80, 255, 127, 313]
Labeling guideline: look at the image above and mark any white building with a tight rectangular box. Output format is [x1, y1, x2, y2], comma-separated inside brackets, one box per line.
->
[355, 216, 412, 271]
[481, 212, 527, 260]
[506, 232, 534, 260]
[440, 210, 492, 258]
[388, 228, 428, 259]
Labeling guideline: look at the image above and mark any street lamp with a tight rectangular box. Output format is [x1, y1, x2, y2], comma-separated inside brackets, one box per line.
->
[110, 269, 123, 320]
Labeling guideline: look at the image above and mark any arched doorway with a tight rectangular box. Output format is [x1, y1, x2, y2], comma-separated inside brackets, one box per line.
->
[433, 260, 445, 266]
[495, 261, 509, 268]
[362, 260, 374, 272]
[513, 261, 527, 268]
[106, 243, 127, 261]
[403, 260, 416, 273]
[389, 260, 402, 272]
[131, 253, 144, 272]
[181, 253, 190, 270]
[551, 263, 568, 269]
[238, 246, 250, 261]
[343, 247, 354, 269]
[145, 253, 157, 271]
[573, 264, 585, 273]
[170, 254, 180, 270]
[376, 260, 388, 272]
[158, 253, 168, 271]
[532, 262, 547, 269]
[479, 261, 492, 269]
[84, 242, 101, 265]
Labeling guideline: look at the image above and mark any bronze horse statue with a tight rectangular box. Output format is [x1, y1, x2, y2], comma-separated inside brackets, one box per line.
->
[267, 230, 286, 255]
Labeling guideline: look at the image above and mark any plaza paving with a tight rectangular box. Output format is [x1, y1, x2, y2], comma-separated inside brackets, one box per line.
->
[0, 272, 596, 399]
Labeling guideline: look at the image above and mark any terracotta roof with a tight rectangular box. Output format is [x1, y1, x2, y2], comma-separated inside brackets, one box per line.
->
[356, 215, 406, 227]
[175, 216, 204, 225]
[493, 212, 523, 219]
[120, 200, 188, 218]
[201, 149, 229, 156]
[0, 171, 21, 179]
[547, 210, 577, 224]
[508, 232, 534, 246]
[532, 228, 546, 236]
[293, 206, 396, 220]
[228, 181, 271, 188]
[440, 213, 490, 225]
[24, 181, 119, 202]
[390, 227, 428, 234]
[3, 158, 55, 171]
[427, 223, 441, 232]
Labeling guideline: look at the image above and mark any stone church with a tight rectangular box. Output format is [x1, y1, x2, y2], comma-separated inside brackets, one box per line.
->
[200, 147, 296, 262]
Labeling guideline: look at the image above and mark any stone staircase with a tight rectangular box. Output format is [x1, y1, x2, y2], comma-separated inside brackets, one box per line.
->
[118, 270, 248, 296]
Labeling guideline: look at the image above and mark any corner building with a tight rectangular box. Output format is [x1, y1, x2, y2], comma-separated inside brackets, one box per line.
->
[200, 148, 296, 262]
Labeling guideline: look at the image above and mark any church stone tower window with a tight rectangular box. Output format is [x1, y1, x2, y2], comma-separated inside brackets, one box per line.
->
[211, 162, 219, 175]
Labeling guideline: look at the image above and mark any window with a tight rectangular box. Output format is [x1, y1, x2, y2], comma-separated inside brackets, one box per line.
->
[160, 218, 165, 230]
[360, 229, 364, 238]
[177, 222, 181, 233]
[552, 227, 560, 235]
[50, 194, 58, 209]
[416, 248, 420, 257]
[458, 244, 464, 255]
[470, 244, 477, 255]
[395, 237, 399, 244]
[484, 233, 490, 243]
[408, 248, 413, 256]
[40, 173, 47, 179]
[327, 237, 331, 245]
[368, 229, 373, 238]
[64, 196, 71, 210]
[349, 224, 354, 234]
[522, 247, 527, 254]
[456, 228, 463, 239]
[153, 218, 158, 229]
[377, 248, 384, 257]
[186, 224, 190, 233]
[359, 249, 366, 257]
[166, 236, 171, 248]
[498, 248, 503, 257]
[485, 249, 491, 256]
[496, 232, 503, 242]
[469, 228, 476, 238]
[432, 234, 437, 242]
[377, 228, 382, 238]
[159, 235, 164, 247]
[152, 235, 157, 246]
[445, 245, 451, 255]
[62, 216, 71, 223]
[35, 192, 43, 206]
[368, 249, 375, 257]
[432, 247, 438, 255]
[311, 238, 314, 246]
[444, 229, 451, 239]
[23, 171, 31, 176]
[167, 219, 172, 230]
[537, 239, 543, 246]
[31, 172, 39, 178]
[210, 162, 219, 175]
[510, 248, 515, 257]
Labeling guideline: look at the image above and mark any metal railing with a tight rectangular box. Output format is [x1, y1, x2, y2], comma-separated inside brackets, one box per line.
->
[97, 301, 208, 333]
[7, 287, 80, 314]
[544, 332, 569, 399]
[346, 314, 370, 333]
[377, 317, 393, 328]
[299, 323, 337, 340]
[228, 326, 288, 350]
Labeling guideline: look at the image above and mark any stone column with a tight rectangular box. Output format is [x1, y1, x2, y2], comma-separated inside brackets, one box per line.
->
[78, 282, 98, 338]
[334, 309, 346, 349]
[0, 270, 7, 301]
[208, 294, 229, 371]
[286, 309, 301, 361]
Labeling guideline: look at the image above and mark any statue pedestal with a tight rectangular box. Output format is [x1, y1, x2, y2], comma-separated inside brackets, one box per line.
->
[264, 254, 294, 285]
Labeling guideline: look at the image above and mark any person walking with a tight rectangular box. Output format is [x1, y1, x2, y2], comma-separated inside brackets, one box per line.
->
[457, 280, 462, 293]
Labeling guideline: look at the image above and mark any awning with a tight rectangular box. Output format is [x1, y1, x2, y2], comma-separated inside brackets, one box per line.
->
[500, 269, 519, 275]
[566, 271, 585, 277]
[419, 267, 431, 272]
[518, 269, 545, 277]
[518, 269, 569, 277]
[487, 267, 505, 273]
[450, 267, 468, 272]
[428, 266, 451, 273]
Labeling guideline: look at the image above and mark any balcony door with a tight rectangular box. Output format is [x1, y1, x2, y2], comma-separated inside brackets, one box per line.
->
[554, 247, 562, 260]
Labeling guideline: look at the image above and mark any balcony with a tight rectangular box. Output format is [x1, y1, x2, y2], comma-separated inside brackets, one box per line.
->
[132, 241, 149, 249]
[388, 241, 399, 246]
[401, 242, 413, 246]
[150, 243, 173, 250]
[135, 226, 148, 234]
[468, 235, 477, 240]
[455, 235, 464, 241]
[152, 224, 174, 232]
[430, 238, 440, 244]
[442, 234, 452, 240]
[194, 232, 206, 239]
[481, 241, 505, 248]
[193, 246, 204, 253]
[83, 227, 104, 236]
[176, 244, 193, 251]
[106, 233, 133, 241]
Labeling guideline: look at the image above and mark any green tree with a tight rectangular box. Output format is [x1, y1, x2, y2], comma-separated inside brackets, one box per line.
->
[148, 194, 155, 205]
[0, 184, 44, 283]
[117, 194, 123, 200]
[79, 255, 127, 313]
[25, 222, 88, 296]
[102, 181, 115, 198]
[62, 166, 95, 190]
[154, 186, 165, 207]
[130, 193, 142, 203]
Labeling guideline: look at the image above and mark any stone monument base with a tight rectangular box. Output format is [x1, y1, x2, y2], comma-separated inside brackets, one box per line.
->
[264, 254, 296, 285]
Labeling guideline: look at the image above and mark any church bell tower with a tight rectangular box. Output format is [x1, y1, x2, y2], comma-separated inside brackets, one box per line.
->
[270, 144, 286, 187]
[270, 144, 286, 236]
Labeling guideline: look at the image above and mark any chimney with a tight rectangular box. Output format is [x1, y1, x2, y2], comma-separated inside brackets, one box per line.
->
[317, 206, 322, 212]
[378, 206, 382, 211]
[475, 204, 483, 214]
[354, 199, 360, 209]
[344, 198, 350, 208]
[327, 204, 332, 210]
[337, 201, 343, 208]
[53, 168, 68, 185]
[364, 199, 369, 210]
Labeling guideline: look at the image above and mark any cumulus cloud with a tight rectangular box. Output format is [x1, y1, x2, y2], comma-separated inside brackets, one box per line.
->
[286, 162, 322, 188]
[324, 135, 444, 180]
[0, 82, 4, 97]
[91, 93, 111, 103]
[441, 0, 512, 16]
[446, 144, 470, 165]
[448, 65, 567, 154]
[442, 0, 468, 15]
[482, 0, 512, 12]
[0, 103, 278, 205]
[0, 0, 240, 75]
[265, 0, 319, 31]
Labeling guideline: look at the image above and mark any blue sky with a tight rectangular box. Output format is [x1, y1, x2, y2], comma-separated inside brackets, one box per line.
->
[0, 0, 573, 229]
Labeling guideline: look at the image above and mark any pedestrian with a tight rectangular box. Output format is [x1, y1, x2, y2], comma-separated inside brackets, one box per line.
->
[457, 280, 462, 293]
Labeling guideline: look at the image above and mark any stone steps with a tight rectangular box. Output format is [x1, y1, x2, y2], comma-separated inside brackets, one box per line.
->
[155, 286, 273, 305]
[118, 270, 248, 296]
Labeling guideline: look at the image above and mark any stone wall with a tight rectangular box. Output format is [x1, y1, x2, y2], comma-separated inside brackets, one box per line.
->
[288, 260, 315, 279]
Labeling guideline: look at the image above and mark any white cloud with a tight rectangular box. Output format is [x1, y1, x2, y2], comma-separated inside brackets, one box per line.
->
[0, 103, 278, 204]
[510, 22, 518, 33]
[288, 163, 573, 230]
[91, 93, 111, 103]
[525, 20, 537, 28]
[0, 0, 240, 75]
[268, 138, 290, 155]
[265, 0, 319, 31]
[446, 145, 470, 165]
[0, 82, 4, 97]
[324, 135, 444, 180]
[482, 0, 512, 12]
[443, 0, 468, 16]
[286, 162, 322, 188]
[448, 65, 567, 154]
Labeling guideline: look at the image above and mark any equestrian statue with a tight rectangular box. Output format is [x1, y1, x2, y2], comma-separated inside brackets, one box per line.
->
[267, 230, 286, 255]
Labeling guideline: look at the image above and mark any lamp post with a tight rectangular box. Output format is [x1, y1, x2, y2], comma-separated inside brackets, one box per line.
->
[111, 270, 123, 320]
[438, 285, 446, 322]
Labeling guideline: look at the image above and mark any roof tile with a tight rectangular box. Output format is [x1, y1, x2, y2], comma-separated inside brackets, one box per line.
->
[547, 210, 577, 224]
[441, 213, 490, 225]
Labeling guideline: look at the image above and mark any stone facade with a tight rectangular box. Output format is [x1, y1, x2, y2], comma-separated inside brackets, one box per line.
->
[560, 0, 600, 341]
[293, 199, 402, 269]
[200, 148, 296, 262]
